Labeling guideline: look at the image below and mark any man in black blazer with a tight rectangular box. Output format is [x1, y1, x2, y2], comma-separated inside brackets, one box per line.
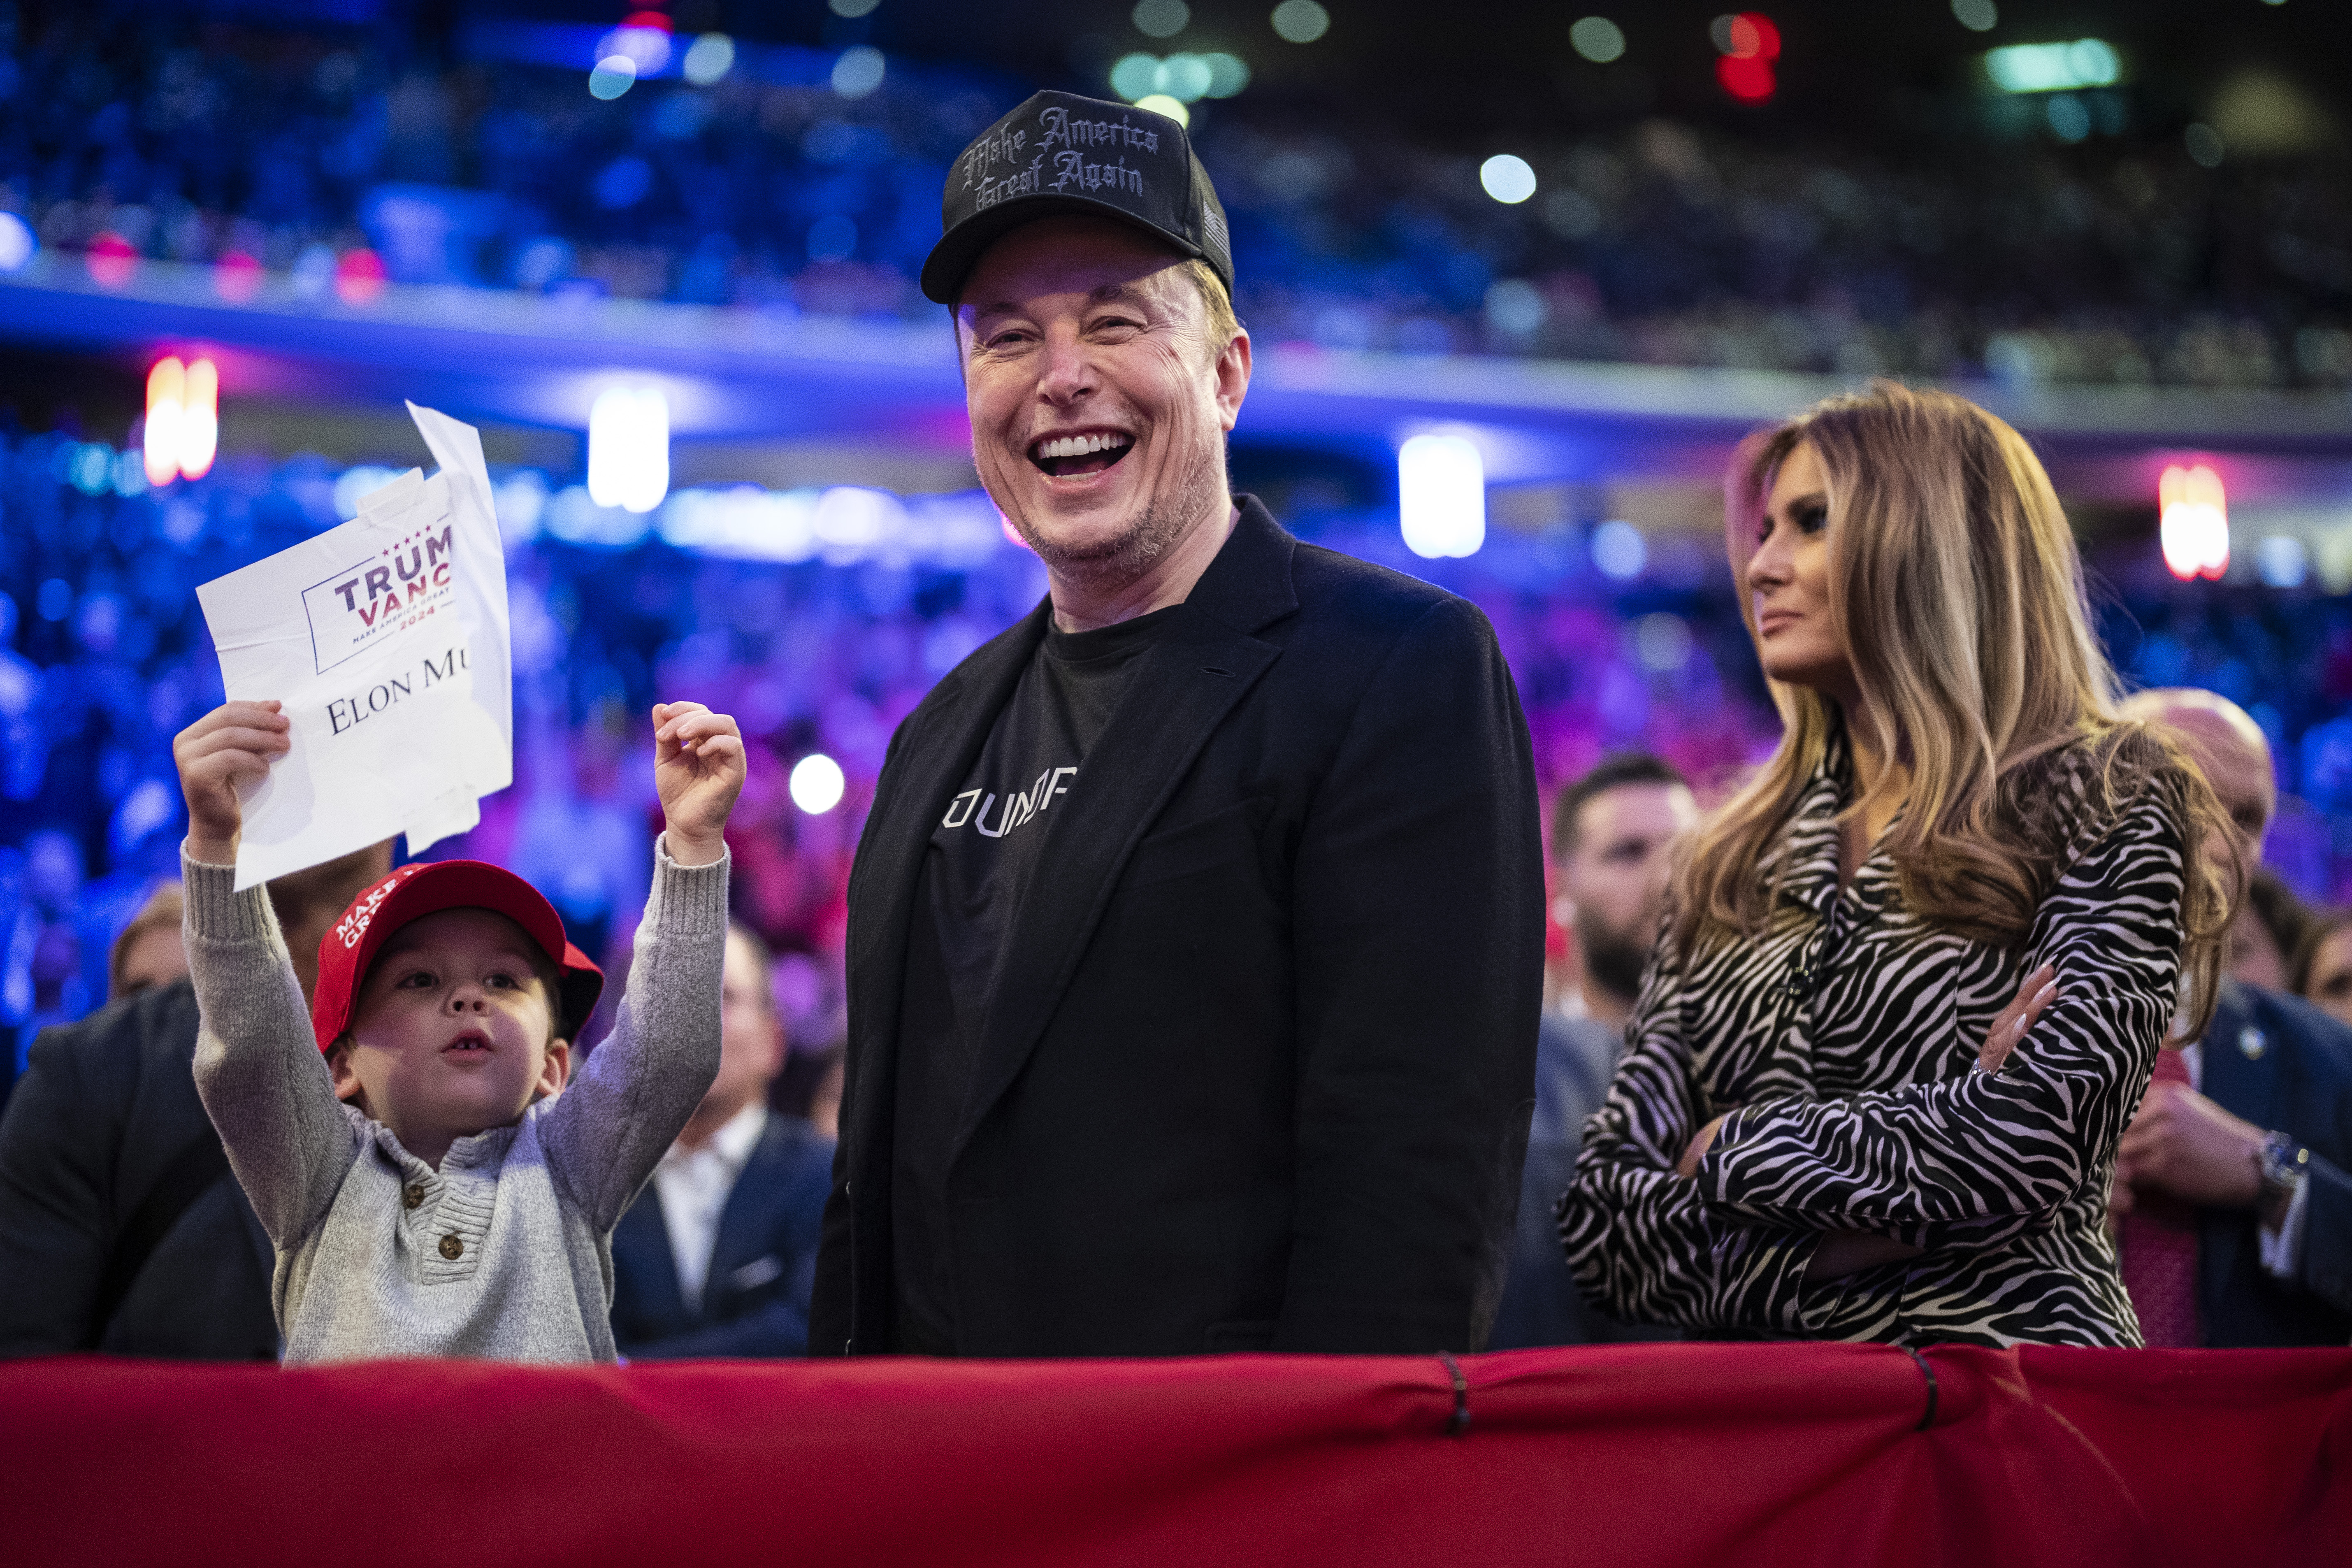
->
[2113, 689, 2352, 1345]
[809, 92, 1545, 1359]
[611, 925, 835, 1358]
[0, 844, 390, 1358]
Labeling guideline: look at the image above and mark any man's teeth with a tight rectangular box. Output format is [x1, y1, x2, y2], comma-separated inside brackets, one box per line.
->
[1034, 432, 1132, 460]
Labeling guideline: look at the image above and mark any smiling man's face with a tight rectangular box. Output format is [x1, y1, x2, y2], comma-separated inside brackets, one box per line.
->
[956, 216, 1249, 594]
[331, 906, 569, 1162]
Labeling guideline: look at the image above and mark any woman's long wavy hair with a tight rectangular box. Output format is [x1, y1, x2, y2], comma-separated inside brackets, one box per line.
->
[1676, 382, 2235, 1034]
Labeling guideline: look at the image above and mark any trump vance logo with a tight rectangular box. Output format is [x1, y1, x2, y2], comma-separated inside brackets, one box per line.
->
[303, 513, 459, 675]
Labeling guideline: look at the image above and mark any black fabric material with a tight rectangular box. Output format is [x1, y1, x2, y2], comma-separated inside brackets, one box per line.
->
[891, 607, 1175, 1354]
[608, 1113, 838, 1359]
[2193, 979, 2352, 1346]
[812, 497, 1545, 1358]
[0, 980, 279, 1360]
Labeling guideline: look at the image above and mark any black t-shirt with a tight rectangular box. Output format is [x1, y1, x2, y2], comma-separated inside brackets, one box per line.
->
[891, 606, 1179, 1354]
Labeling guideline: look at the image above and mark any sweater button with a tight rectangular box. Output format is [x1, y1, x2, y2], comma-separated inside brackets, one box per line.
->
[439, 1233, 464, 1261]
[403, 1184, 424, 1210]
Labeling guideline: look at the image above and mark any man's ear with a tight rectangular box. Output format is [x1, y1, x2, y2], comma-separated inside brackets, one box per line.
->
[539, 1038, 573, 1099]
[1213, 326, 1251, 432]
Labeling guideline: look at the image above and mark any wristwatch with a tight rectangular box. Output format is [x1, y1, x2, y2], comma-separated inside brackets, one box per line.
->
[2257, 1131, 2310, 1228]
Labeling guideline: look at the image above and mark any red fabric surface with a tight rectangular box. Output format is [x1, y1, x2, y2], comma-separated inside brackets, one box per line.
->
[2, 1343, 2346, 1566]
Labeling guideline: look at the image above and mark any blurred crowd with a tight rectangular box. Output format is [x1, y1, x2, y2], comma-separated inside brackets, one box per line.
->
[12, 413, 2352, 1093]
[0, 12, 2345, 388]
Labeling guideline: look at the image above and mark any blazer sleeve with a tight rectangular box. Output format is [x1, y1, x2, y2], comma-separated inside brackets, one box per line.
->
[1694, 777, 2187, 1251]
[621, 1258, 817, 1360]
[1558, 927, 1826, 1333]
[1276, 596, 1545, 1353]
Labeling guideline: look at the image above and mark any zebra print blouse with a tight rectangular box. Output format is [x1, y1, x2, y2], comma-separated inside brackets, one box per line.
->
[1558, 733, 2187, 1347]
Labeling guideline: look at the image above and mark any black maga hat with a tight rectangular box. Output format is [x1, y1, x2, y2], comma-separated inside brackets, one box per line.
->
[920, 90, 1232, 305]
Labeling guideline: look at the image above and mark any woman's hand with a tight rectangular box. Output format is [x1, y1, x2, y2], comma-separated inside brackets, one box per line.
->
[652, 701, 747, 868]
[173, 700, 291, 865]
[1676, 1114, 1727, 1180]
[1977, 962, 2059, 1074]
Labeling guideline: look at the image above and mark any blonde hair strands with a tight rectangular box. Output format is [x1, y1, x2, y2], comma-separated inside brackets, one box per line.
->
[1679, 382, 2234, 1033]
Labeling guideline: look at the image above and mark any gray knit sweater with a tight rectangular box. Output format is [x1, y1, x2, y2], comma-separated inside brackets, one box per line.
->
[186, 839, 727, 1365]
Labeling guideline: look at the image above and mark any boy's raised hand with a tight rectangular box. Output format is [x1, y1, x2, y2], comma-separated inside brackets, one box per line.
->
[174, 700, 292, 865]
[652, 701, 747, 868]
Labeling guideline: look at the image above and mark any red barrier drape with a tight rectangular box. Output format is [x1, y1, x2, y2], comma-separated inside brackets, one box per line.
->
[2, 1343, 2346, 1567]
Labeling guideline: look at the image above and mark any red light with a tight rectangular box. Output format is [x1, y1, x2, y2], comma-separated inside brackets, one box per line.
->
[213, 250, 262, 304]
[622, 10, 673, 30]
[87, 232, 137, 289]
[1717, 54, 1776, 101]
[334, 247, 387, 306]
[1725, 13, 1780, 60]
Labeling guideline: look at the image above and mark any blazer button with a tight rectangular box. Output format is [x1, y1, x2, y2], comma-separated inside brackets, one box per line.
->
[439, 1233, 464, 1261]
[403, 1183, 425, 1210]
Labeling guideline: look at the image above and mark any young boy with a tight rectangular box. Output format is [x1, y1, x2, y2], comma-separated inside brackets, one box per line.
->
[174, 697, 745, 1364]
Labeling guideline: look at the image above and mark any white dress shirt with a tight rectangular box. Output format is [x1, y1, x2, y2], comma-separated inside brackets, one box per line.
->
[652, 1101, 768, 1315]
[2177, 1039, 2309, 1280]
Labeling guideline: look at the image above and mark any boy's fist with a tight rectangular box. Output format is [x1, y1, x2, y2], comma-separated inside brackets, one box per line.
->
[652, 702, 746, 868]
[174, 700, 291, 865]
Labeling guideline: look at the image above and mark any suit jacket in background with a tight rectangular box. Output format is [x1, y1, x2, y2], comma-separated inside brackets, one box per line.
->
[0, 980, 278, 1359]
[811, 497, 1546, 1358]
[609, 1113, 836, 1358]
[2194, 980, 2352, 1346]
[1489, 1011, 1677, 1349]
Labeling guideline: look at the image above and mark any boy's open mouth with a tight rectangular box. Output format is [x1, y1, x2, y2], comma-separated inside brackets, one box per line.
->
[1028, 430, 1135, 478]
[443, 1029, 494, 1056]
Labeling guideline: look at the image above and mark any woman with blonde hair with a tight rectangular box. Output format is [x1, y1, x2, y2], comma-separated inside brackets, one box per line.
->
[1559, 382, 2234, 1346]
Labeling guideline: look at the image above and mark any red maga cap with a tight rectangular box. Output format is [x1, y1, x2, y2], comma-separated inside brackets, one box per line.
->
[308, 860, 604, 1053]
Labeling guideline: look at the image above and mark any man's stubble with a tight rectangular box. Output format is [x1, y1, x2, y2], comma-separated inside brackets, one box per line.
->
[1002, 430, 1226, 598]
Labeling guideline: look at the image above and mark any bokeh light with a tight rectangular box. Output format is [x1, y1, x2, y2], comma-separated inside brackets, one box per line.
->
[1480, 154, 1538, 204]
[1133, 93, 1189, 127]
[2185, 123, 2225, 167]
[588, 56, 638, 100]
[333, 247, 386, 305]
[1399, 434, 1486, 560]
[1271, 0, 1330, 44]
[1133, 0, 1190, 39]
[790, 753, 847, 815]
[0, 211, 33, 272]
[1593, 520, 1647, 580]
[86, 231, 137, 288]
[587, 385, 671, 515]
[830, 0, 882, 15]
[832, 46, 885, 98]
[1951, 0, 1997, 33]
[681, 33, 735, 86]
[2159, 464, 2229, 581]
[1570, 18, 1626, 64]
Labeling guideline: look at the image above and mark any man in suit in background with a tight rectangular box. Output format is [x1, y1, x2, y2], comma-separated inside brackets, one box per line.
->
[1490, 754, 1694, 1349]
[2112, 688, 2352, 1345]
[811, 91, 1543, 1359]
[611, 923, 834, 1358]
[0, 843, 391, 1359]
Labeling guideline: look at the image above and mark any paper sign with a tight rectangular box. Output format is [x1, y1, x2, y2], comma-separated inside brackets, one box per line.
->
[196, 403, 513, 890]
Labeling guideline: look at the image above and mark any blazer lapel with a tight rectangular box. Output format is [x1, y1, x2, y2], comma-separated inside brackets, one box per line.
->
[2196, 982, 2280, 1319]
[706, 1123, 785, 1306]
[950, 499, 1300, 1158]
